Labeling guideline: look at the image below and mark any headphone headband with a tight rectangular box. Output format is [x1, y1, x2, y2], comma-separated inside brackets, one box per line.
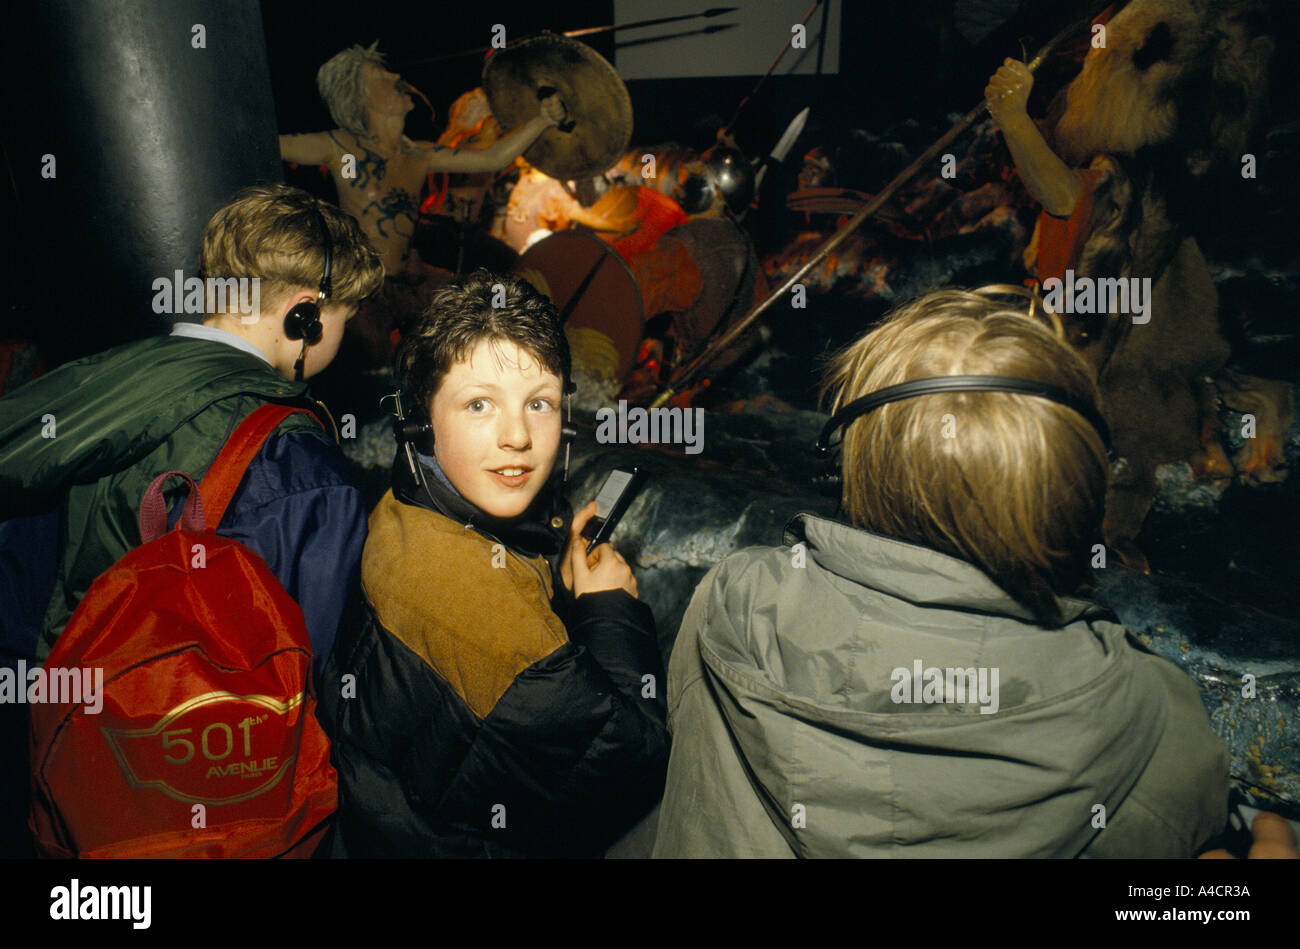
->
[814, 375, 1113, 459]
[312, 203, 333, 304]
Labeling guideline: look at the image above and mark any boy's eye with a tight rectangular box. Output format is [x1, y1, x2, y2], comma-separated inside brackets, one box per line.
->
[529, 398, 554, 412]
[467, 399, 488, 413]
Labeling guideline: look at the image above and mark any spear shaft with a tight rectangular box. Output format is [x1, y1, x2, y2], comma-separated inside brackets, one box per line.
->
[565, 7, 737, 39]
[399, 7, 738, 68]
[720, 1, 823, 138]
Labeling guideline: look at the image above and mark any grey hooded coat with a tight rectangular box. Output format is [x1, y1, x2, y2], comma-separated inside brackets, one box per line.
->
[652, 514, 1228, 858]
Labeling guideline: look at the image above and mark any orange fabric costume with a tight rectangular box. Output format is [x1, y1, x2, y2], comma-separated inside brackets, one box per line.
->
[611, 188, 689, 259]
[590, 187, 700, 317]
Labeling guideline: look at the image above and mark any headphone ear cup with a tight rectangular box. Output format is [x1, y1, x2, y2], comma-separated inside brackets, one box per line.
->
[284, 302, 323, 343]
[397, 419, 434, 454]
[413, 420, 434, 456]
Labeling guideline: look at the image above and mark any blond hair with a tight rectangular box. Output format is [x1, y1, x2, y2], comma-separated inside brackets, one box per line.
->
[199, 184, 384, 307]
[821, 286, 1108, 626]
[316, 42, 386, 137]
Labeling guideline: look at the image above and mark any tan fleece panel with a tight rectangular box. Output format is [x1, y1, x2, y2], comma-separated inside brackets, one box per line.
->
[362, 490, 569, 720]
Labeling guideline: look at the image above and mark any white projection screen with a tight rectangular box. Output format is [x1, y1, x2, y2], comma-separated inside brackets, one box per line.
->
[612, 1, 840, 79]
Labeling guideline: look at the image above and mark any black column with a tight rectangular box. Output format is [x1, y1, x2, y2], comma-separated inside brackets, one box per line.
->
[4, 0, 282, 362]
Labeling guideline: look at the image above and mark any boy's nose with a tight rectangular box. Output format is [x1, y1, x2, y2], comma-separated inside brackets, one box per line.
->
[498, 413, 531, 450]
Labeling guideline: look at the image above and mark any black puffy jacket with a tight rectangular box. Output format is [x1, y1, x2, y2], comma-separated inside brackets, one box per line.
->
[318, 462, 667, 858]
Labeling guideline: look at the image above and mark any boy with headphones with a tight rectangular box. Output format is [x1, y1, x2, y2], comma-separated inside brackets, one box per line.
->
[1, 183, 383, 672]
[317, 271, 667, 858]
[0, 185, 384, 855]
[653, 286, 1229, 858]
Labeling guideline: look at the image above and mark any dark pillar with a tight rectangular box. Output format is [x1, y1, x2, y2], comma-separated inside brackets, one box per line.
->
[4, 0, 282, 362]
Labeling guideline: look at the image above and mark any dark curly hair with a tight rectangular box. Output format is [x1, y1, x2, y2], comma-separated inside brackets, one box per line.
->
[397, 270, 571, 414]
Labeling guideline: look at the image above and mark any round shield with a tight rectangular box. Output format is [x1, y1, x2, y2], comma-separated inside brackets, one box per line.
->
[659, 217, 759, 356]
[515, 231, 644, 379]
[483, 35, 633, 180]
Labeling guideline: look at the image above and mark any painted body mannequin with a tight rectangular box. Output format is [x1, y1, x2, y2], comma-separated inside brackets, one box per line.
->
[281, 46, 564, 365]
[281, 61, 562, 276]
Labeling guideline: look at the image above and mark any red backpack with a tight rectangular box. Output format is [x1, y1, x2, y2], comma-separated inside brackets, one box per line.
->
[29, 404, 338, 858]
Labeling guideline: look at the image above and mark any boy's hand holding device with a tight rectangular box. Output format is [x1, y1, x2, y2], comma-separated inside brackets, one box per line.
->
[563, 501, 638, 599]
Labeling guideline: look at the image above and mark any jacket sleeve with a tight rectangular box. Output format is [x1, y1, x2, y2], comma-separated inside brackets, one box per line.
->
[413, 589, 668, 857]
[0, 360, 129, 520]
[1081, 647, 1229, 858]
[0, 344, 218, 519]
[217, 431, 367, 676]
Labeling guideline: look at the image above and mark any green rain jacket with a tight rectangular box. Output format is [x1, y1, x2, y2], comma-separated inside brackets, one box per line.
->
[0, 334, 322, 660]
[653, 513, 1229, 858]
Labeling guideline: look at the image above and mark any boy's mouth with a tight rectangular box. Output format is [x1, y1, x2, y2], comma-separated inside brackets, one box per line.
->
[488, 465, 533, 487]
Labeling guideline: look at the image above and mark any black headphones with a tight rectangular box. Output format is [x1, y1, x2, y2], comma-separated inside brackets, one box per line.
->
[390, 385, 433, 453]
[815, 375, 1114, 460]
[285, 203, 334, 380]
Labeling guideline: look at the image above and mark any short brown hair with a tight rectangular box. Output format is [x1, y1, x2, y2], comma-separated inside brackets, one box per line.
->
[821, 286, 1108, 626]
[397, 271, 571, 413]
[199, 184, 384, 307]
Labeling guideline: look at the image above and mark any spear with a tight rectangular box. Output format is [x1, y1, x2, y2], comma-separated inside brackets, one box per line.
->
[719, 1, 823, 139]
[399, 7, 738, 68]
[754, 106, 810, 192]
[649, 5, 1105, 409]
[565, 7, 737, 40]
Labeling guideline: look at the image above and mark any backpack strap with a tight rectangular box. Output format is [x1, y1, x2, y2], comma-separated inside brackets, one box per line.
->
[200, 404, 325, 531]
[139, 470, 205, 543]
